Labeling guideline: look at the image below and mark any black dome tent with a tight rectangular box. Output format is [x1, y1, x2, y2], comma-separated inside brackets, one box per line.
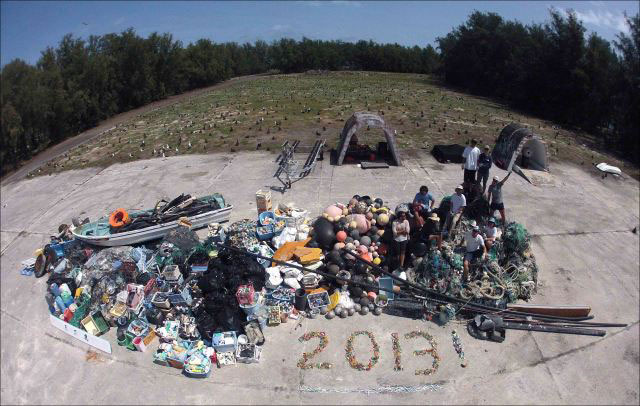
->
[492, 123, 549, 172]
[335, 112, 402, 166]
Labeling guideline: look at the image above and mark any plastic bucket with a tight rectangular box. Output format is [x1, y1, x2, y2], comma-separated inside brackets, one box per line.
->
[240, 293, 262, 316]
[133, 336, 147, 352]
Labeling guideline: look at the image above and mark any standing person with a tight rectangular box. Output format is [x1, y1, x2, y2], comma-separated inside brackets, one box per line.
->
[478, 145, 493, 193]
[392, 207, 410, 269]
[462, 226, 487, 282]
[413, 185, 435, 216]
[487, 172, 512, 226]
[462, 139, 481, 186]
[420, 212, 443, 250]
[444, 185, 466, 237]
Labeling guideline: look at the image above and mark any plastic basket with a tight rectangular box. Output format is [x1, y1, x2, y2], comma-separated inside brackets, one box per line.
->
[258, 211, 276, 226]
[256, 224, 276, 241]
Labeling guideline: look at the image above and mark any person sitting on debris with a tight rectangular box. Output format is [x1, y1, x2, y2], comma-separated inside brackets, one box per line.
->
[413, 185, 435, 216]
[487, 171, 512, 226]
[463, 226, 487, 282]
[484, 217, 500, 250]
[444, 185, 466, 237]
[420, 212, 443, 250]
[462, 139, 481, 186]
[392, 207, 410, 269]
[478, 145, 493, 193]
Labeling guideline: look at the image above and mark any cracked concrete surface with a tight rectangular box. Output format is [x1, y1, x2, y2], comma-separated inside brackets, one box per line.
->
[1, 150, 638, 405]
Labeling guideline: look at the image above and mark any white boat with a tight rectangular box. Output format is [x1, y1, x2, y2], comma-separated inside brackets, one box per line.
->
[72, 194, 233, 247]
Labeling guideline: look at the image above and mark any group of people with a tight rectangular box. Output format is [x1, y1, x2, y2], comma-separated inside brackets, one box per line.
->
[390, 139, 512, 280]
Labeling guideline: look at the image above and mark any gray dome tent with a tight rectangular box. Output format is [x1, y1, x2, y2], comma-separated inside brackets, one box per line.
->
[336, 112, 402, 166]
[492, 123, 549, 172]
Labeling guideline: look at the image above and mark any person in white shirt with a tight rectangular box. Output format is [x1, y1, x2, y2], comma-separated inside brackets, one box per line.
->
[444, 185, 466, 238]
[462, 139, 481, 187]
[463, 226, 486, 281]
[392, 207, 410, 269]
[483, 217, 500, 250]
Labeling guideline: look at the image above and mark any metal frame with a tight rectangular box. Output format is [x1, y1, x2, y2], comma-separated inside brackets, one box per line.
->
[273, 139, 325, 192]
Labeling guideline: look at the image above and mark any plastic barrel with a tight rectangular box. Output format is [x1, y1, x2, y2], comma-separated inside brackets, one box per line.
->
[294, 289, 307, 311]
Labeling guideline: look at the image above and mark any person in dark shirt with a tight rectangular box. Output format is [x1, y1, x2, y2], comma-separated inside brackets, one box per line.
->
[478, 145, 493, 193]
[420, 212, 442, 250]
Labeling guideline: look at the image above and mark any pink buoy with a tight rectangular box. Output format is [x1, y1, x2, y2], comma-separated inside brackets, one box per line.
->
[336, 230, 347, 242]
[324, 205, 342, 218]
[367, 291, 377, 300]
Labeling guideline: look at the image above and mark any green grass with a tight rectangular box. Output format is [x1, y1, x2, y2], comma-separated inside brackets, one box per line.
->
[33, 71, 638, 178]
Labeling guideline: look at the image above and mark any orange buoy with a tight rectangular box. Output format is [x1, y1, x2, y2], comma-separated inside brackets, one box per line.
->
[109, 208, 131, 228]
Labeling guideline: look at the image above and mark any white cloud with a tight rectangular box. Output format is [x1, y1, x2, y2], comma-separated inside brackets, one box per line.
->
[303, 0, 362, 7]
[272, 24, 290, 32]
[330, 1, 362, 7]
[551, 6, 630, 35]
[574, 9, 630, 34]
[114, 16, 125, 26]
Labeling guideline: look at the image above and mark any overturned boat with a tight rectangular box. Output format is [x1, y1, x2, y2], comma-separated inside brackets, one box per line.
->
[72, 193, 232, 247]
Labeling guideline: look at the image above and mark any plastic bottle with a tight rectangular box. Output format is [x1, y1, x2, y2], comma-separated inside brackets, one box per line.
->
[61, 291, 74, 307]
[49, 283, 61, 297]
[45, 293, 57, 315]
[55, 295, 68, 312]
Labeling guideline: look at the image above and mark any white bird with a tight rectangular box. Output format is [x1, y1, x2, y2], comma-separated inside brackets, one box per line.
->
[129, 153, 133, 158]
[188, 141, 192, 148]
[153, 149, 156, 155]
[162, 152, 166, 158]
[111, 153, 115, 157]
[175, 147, 179, 153]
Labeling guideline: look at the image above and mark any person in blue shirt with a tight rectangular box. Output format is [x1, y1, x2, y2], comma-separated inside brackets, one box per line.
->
[413, 185, 435, 217]
[478, 145, 493, 193]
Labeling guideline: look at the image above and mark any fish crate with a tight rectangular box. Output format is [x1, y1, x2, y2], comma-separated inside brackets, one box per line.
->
[183, 353, 212, 378]
[235, 343, 262, 364]
[162, 265, 183, 286]
[306, 290, 330, 311]
[167, 286, 192, 306]
[126, 284, 145, 312]
[267, 305, 282, 326]
[151, 291, 171, 309]
[127, 318, 149, 338]
[211, 331, 237, 354]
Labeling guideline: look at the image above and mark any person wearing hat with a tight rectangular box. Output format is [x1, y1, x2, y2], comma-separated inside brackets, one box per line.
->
[444, 185, 466, 237]
[462, 139, 481, 186]
[483, 217, 500, 250]
[487, 171, 512, 225]
[463, 225, 487, 282]
[392, 206, 410, 269]
[478, 145, 493, 193]
[420, 212, 443, 250]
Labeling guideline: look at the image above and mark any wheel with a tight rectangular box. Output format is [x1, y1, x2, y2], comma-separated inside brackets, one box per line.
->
[34, 253, 48, 278]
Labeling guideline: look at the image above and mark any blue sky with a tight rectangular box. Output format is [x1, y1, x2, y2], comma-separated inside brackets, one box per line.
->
[1, 1, 636, 66]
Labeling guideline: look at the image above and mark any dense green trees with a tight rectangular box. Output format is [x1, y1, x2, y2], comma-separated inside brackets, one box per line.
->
[437, 10, 638, 163]
[1, 10, 638, 176]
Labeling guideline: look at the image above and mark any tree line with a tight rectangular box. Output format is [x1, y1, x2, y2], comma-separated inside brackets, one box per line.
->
[437, 9, 639, 164]
[1, 10, 638, 175]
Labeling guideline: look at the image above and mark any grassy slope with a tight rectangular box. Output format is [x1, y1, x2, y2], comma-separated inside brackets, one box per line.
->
[32, 71, 638, 178]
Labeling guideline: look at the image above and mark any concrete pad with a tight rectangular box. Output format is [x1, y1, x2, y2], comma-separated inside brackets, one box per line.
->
[0, 150, 638, 404]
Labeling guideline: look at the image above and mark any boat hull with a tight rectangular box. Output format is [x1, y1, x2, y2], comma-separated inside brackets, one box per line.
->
[72, 206, 233, 247]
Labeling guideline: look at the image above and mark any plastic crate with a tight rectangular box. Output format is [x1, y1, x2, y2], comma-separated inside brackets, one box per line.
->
[211, 331, 237, 353]
[235, 343, 262, 364]
[307, 290, 330, 310]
